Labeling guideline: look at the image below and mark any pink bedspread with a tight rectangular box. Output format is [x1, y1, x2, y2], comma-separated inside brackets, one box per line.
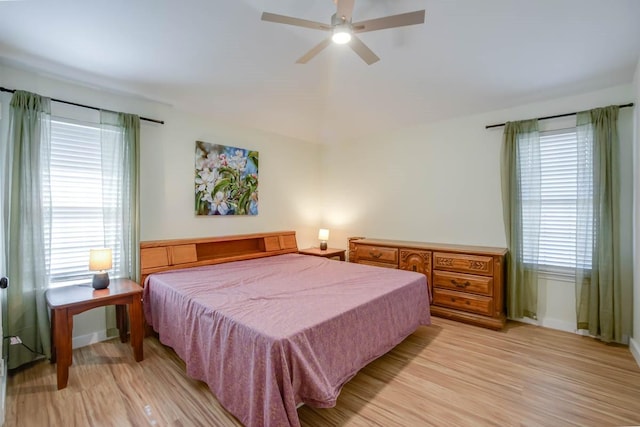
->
[143, 253, 430, 427]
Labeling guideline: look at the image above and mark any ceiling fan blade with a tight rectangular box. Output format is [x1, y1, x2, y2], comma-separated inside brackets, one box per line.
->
[296, 37, 333, 64]
[336, 0, 355, 22]
[349, 35, 380, 65]
[261, 12, 331, 31]
[353, 10, 425, 33]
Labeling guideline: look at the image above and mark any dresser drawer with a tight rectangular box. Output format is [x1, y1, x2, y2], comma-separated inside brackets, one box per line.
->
[356, 245, 398, 264]
[433, 252, 493, 276]
[432, 288, 492, 316]
[357, 260, 398, 269]
[433, 270, 493, 296]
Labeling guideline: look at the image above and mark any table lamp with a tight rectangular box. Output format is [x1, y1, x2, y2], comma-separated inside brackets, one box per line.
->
[89, 248, 112, 289]
[318, 228, 330, 251]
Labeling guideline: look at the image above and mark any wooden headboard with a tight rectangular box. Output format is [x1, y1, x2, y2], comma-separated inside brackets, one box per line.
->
[140, 230, 298, 284]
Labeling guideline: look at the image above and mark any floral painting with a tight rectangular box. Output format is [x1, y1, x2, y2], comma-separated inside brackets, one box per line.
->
[195, 141, 259, 215]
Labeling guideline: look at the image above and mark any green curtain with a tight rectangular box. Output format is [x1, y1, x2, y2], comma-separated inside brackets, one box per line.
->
[121, 113, 141, 285]
[3, 91, 52, 368]
[100, 111, 140, 337]
[575, 106, 631, 343]
[501, 119, 540, 320]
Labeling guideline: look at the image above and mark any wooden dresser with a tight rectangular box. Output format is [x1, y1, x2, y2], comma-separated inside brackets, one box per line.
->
[349, 237, 507, 330]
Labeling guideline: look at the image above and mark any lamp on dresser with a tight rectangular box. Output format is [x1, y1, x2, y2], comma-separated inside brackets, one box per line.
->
[89, 248, 112, 289]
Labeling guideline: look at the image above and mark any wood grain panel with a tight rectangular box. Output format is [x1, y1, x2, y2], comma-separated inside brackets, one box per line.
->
[169, 244, 197, 265]
[263, 236, 281, 251]
[279, 234, 297, 250]
[140, 247, 169, 269]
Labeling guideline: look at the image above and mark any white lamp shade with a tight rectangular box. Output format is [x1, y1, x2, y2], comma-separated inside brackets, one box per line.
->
[318, 229, 330, 241]
[89, 248, 112, 272]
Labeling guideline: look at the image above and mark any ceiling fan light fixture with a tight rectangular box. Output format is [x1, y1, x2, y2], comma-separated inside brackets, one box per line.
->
[332, 24, 352, 44]
[262, 2, 426, 64]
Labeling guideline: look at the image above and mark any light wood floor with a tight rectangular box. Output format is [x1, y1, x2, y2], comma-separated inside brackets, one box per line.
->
[6, 317, 640, 426]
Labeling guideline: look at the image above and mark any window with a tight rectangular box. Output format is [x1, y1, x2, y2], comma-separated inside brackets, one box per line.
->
[45, 118, 122, 286]
[520, 128, 592, 270]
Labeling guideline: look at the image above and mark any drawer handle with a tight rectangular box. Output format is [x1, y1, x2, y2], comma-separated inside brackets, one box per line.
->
[369, 251, 382, 259]
[451, 279, 471, 288]
[412, 265, 417, 272]
[450, 297, 456, 302]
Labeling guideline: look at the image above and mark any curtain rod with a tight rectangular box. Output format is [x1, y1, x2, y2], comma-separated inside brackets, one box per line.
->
[485, 102, 634, 129]
[0, 86, 164, 125]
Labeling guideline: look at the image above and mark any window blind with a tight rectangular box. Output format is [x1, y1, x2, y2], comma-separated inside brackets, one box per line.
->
[46, 118, 122, 286]
[521, 128, 592, 269]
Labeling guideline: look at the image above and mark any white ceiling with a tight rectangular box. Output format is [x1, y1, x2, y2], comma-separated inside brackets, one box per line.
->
[1, 0, 639, 143]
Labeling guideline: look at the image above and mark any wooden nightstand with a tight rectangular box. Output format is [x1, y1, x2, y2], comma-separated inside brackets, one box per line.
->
[45, 278, 144, 390]
[299, 247, 346, 261]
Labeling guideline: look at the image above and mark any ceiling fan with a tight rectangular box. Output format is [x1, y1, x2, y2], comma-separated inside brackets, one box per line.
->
[261, 0, 426, 65]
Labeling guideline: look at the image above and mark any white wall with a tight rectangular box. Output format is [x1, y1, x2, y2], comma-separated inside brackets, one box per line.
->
[322, 84, 635, 334]
[0, 63, 323, 347]
[632, 56, 640, 366]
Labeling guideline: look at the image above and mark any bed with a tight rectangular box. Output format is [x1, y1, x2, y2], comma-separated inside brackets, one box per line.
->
[141, 232, 430, 427]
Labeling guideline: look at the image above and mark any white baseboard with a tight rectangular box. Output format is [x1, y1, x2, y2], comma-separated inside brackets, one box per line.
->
[510, 316, 538, 326]
[510, 316, 577, 334]
[630, 337, 640, 368]
[72, 330, 109, 350]
[539, 318, 576, 334]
